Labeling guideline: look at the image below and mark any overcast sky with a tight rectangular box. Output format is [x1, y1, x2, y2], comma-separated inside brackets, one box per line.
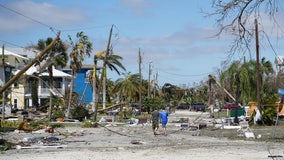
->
[1, 0, 284, 87]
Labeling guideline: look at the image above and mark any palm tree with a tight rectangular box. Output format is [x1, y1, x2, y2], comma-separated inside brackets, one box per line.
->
[113, 73, 140, 103]
[67, 32, 93, 118]
[161, 83, 178, 103]
[220, 61, 248, 103]
[113, 73, 140, 117]
[220, 58, 275, 113]
[101, 53, 126, 77]
[90, 51, 126, 122]
[99, 50, 126, 109]
[90, 50, 104, 122]
[194, 85, 209, 103]
[27, 37, 68, 121]
[47, 40, 68, 121]
[259, 57, 277, 105]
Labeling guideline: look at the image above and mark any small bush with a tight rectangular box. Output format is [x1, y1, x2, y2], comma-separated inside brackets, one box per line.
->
[51, 109, 65, 120]
[71, 106, 89, 121]
[81, 120, 93, 128]
[262, 106, 277, 125]
[0, 139, 11, 151]
[28, 120, 47, 129]
[49, 123, 64, 128]
[0, 120, 22, 129]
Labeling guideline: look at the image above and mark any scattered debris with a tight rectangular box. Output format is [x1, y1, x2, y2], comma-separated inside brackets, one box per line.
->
[268, 155, 283, 158]
[131, 139, 144, 145]
[15, 144, 67, 150]
[126, 118, 139, 125]
[138, 118, 148, 125]
[244, 132, 255, 139]
[22, 136, 60, 144]
[15, 122, 54, 133]
[223, 125, 241, 129]
[237, 121, 255, 139]
[17, 122, 33, 132]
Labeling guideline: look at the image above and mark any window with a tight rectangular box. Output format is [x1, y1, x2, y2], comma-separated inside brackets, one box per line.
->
[14, 82, 19, 88]
[14, 99, 17, 109]
[85, 70, 91, 83]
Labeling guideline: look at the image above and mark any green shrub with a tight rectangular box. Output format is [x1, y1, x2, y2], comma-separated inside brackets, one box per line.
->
[0, 120, 21, 129]
[51, 109, 65, 120]
[71, 106, 89, 121]
[81, 120, 93, 128]
[49, 123, 64, 128]
[0, 139, 11, 151]
[262, 106, 277, 125]
[28, 120, 47, 129]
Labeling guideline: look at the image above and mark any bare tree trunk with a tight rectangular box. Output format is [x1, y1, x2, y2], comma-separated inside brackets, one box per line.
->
[255, 19, 262, 113]
[48, 65, 53, 121]
[101, 25, 113, 110]
[92, 65, 97, 122]
[66, 76, 74, 118]
[2, 45, 5, 120]
[102, 70, 106, 109]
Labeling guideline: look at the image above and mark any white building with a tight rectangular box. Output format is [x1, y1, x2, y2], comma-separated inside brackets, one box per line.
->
[1, 48, 71, 109]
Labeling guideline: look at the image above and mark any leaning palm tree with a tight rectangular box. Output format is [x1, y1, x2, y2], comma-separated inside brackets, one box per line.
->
[67, 32, 92, 118]
[47, 41, 68, 121]
[99, 49, 126, 109]
[27, 37, 68, 121]
[89, 50, 104, 122]
[90, 51, 126, 122]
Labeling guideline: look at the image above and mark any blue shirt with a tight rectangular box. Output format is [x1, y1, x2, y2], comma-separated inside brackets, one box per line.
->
[159, 110, 168, 124]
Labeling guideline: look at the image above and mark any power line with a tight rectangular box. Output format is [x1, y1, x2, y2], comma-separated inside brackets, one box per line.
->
[0, 40, 25, 48]
[60, 25, 112, 32]
[0, 4, 58, 34]
[262, 30, 280, 59]
[158, 69, 212, 77]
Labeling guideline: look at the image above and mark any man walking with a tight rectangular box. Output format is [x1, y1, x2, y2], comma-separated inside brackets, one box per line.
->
[159, 107, 168, 136]
[151, 108, 160, 135]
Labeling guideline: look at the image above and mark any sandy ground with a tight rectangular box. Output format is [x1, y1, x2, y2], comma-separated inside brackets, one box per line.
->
[1, 110, 284, 160]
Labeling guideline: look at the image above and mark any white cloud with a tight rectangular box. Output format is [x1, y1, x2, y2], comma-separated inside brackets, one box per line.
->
[0, 0, 87, 34]
[257, 13, 284, 38]
[117, 0, 154, 15]
[107, 24, 230, 73]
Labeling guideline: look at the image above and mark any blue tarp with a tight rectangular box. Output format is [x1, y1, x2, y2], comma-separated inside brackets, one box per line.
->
[278, 89, 284, 95]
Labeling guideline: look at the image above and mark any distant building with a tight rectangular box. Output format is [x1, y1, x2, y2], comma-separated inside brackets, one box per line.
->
[3, 48, 71, 109]
[63, 65, 94, 105]
[0, 49, 29, 109]
[275, 56, 284, 68]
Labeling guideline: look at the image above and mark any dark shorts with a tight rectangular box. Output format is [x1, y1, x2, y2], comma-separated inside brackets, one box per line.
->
[152, 121, 159, 129]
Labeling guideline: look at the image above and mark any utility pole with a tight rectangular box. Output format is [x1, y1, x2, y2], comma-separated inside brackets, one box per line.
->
[0, 32, 61, 94]
[234, 72, 240, 123]
[92, 60, 97, 122]
[153, 72, 158, 98]
[138, 48, 142, 112]
[148, 62, 152, 98]
[2, 44, 5, 120]
[48, 66, 53, 122]
[255, 19, 261, 113]
[101, 25, 113, 110]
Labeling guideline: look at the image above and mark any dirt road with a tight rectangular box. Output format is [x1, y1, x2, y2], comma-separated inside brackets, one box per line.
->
[1, 110, 284, 160]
